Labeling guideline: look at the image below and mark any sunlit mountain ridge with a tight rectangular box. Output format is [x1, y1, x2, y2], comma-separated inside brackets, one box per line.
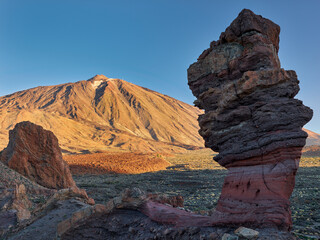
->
[0, 75, 204, 153]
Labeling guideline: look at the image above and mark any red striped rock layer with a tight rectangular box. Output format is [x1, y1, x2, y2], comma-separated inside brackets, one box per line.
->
[140, 148, 302, 230]
[187, 9, 313, 230]
[217, 147, 303, 229]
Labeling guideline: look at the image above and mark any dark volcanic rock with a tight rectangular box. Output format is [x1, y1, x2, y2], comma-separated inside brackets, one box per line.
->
[0, 121, 76, 189]
[61, 208, 295, 240]
[187, 9, 313, 230]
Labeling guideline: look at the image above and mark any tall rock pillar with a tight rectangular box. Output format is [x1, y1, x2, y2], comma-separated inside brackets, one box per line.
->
[188, 9, 313, 230]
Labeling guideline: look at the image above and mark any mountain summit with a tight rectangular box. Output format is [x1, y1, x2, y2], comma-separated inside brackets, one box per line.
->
[88, 74, 109, 81]
[0, 76, 203, 153]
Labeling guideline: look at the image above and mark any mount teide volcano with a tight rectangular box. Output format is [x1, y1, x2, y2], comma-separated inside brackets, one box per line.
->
[0, 75, 204, 153]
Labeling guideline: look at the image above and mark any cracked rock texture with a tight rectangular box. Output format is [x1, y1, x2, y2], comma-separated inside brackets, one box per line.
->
[188, 9, 313, 230]
[0, 121, 76, 189]
[61, 188, 295, 239]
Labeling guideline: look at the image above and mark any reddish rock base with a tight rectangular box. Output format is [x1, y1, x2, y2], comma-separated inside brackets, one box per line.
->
[186, 8, 313, 231]
[141, 199, 290, 230]
[107, 187, 294, 231]
[217, 147, 303, 230]
[139, 147, 302, 230]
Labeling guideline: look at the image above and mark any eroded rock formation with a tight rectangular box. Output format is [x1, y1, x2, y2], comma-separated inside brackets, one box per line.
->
[0, 121, 76, 189]
[60, 188, 296, 239]
[188, 9, 313, 229]
[0, 184, 32, 236]
[0, 122, 95, 238]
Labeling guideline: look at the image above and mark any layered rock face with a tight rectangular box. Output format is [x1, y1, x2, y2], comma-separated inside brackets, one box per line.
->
[0, 121, 76, 189]
[188, 9, 313, 229]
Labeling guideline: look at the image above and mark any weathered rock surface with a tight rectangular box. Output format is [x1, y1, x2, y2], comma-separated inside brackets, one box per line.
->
[0, 184, 32, 237]
[2, 185, 294, 239]
[8, 184, 32, 222]
[0, 159, 56, 238]
[60, 188, 295, 240]
[0, 160, 53, 194]
[187, 9, 313, 230]
[235, 226, 259, 239]
[0, 121, 76, 189]
[5, 187, 97, 239]
[8, 199, 92, 240]
[105, 187, 184, 211]
[0, 150, 94, 239]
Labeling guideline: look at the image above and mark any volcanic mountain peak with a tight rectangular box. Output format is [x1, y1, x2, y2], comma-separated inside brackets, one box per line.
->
[0, 75, 318, 154]
[88, 74, 109, 81]
[87, 75, 120, 89]
[0, 76, 204, 153]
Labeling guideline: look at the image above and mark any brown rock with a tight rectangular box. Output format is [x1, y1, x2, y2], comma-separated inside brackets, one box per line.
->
[146, 193, 184, 208]
[0, 184, 32, 223]
[67, 186, 95, 205]
[11, 184, 32, 222]
[106, 188, 183, 211]
[1, 121, 76, 189]
[8, 198, 92, 240]
[56, 204, 107, 237]
[0, 184, 32, 237]
[219, 9, 280, 52]
[0, 160, 54, 195]
[187, 9, 313, 230]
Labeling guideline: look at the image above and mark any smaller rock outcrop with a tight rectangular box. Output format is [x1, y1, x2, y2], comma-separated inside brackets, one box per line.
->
[105, 188, 184, 211]
[10, 184, 32, 222]
[0, 184, 32, 237]
[0, 122, 96, 239]
[1, 184, 96, 239]
[1, 121, 76, 189]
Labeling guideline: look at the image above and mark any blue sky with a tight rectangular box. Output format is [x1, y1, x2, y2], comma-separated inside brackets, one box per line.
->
[0, 0, 320, 132]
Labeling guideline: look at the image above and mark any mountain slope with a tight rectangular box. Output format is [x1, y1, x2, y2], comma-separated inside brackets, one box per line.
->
[304, 128, 320, 146]
[0, 75, 203, 153]
[1, 75, 318, 154]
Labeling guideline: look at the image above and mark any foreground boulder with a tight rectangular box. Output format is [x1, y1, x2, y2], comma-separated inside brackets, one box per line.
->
[187, 9, 313, 230]
[0, 122, 94, 238]
[1, 121, 76, 189]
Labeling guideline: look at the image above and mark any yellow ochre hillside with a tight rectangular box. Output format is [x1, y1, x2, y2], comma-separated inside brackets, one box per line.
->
[0, 75, 204, 153]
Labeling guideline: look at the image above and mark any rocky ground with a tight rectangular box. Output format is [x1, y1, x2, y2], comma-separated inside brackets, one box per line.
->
[61, 208, 294, 240]
[73, 150, 320, 239]
[1, 121, 319, 239]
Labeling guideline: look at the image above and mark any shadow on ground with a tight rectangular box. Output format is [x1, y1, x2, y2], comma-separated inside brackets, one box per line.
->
[73, 167, 320, 238]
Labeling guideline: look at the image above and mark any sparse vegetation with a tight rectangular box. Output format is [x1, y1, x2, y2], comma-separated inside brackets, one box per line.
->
[71, 149, 320, 238]
[64, 152, 170, 174]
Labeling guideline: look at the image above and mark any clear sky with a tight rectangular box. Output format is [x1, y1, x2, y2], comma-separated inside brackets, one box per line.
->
[0, 0, 319, 132]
